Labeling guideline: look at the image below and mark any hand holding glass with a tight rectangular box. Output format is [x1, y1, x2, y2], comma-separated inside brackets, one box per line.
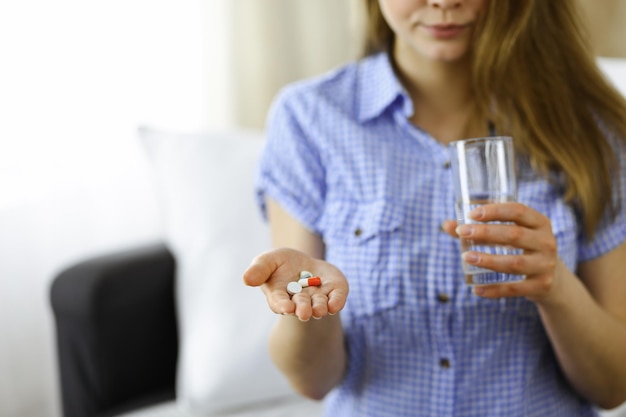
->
[449, 136, 525, 286]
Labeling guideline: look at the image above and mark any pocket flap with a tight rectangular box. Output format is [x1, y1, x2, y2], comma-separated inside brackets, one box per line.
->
[321, 198, 403, 244]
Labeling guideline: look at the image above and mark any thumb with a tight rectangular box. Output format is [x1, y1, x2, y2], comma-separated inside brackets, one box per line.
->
[242, 250, 282, 287]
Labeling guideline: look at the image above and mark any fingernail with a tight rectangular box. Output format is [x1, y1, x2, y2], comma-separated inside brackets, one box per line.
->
[456, 225, 473, 237]
[473, 286, 485, 296]
[471, 207, 485, 220]
[463, 252, 479, 263]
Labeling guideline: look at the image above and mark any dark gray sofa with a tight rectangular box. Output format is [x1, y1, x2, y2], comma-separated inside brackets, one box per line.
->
[50, 243, 178, 417]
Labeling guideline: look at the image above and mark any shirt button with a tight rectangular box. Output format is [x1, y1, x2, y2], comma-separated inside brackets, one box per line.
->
[436, 293, 450, 303]
[443, 160, 451, 169]
[354, 228, 363, 237]
[440, 358, 451, 369]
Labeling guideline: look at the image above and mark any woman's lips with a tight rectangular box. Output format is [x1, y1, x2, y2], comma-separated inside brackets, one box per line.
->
[423, 24, 467, 39]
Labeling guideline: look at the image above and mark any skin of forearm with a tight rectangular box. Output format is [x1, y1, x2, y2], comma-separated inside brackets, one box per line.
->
[536, 264, 626, 409]
[265, 199, 347, 398]
[269, 313, 346, 400]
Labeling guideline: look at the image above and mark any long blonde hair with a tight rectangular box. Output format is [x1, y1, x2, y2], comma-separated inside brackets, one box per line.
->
[363, 0, 626, 237]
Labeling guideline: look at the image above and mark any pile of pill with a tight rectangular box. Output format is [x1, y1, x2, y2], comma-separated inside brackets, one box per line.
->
[287, 270, 322, 295]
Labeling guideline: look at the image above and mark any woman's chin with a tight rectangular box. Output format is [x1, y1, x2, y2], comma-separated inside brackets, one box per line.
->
[424, 47, 469, 63]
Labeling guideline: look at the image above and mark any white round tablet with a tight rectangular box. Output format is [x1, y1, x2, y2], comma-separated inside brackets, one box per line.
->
[287, 281, 303, 295]
[299, 270, 313, 279]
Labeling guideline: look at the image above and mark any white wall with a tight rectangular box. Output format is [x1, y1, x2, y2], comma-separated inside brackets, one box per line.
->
[0, 1, 355, 415]
[0, 1, 221, 416]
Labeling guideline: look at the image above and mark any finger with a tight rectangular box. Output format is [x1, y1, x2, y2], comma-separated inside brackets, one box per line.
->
[463, 250, 553, 276]
[456, 223, 541, 251]
[469, 202, 549, 230]
[292, 293, 313, 321]
[263, 287, 296, 315]
[472, 281, 527, 298]
[242, 254, 277, 287]
[242, 248, 295, 287]
[310, 293, 329, 319]
[441, 220, 459, 237]
[327, 287, 348, 315]
[472, 276, 551, 299]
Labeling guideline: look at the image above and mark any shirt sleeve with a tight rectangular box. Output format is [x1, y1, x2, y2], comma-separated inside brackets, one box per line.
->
[254, 85, 326, 234]
[577, 138, 626, 261]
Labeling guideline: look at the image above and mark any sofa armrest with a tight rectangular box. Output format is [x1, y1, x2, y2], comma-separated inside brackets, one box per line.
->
[50, 243, 178, 417]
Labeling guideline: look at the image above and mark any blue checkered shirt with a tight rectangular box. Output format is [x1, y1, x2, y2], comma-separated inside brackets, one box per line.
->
[255, 52, 626, 417]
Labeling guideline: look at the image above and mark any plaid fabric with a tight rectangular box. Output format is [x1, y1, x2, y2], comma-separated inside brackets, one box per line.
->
[255, 52, 626, 417]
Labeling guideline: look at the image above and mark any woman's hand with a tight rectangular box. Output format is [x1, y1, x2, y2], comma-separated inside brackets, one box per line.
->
[243, 247, 349, 321]
[442, 202, 565, 303]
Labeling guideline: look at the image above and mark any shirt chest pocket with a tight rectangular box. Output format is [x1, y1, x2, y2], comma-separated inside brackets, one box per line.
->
[320, 199, 404, 317]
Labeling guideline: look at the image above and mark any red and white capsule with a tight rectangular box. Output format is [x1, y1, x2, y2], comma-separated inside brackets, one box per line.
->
[298, 276, 321, 287]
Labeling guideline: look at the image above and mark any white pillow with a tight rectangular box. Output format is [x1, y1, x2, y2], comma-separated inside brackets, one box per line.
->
[139, 127, 301, 415]
[598, 57, 626, 98]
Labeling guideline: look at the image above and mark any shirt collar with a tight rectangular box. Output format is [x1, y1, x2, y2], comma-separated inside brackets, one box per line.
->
[357, 52, 414, 122]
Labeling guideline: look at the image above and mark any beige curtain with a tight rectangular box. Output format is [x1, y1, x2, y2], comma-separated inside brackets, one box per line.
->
[577, 0, 626, 58]
[224, 0, 364, 128]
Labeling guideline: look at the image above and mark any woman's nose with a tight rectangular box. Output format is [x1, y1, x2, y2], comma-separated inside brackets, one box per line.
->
[428, 0, 462, 9]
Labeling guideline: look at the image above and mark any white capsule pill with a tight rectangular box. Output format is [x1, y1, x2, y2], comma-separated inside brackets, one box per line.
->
[287, 281, 302, 295]
[299, 270, 313, 279]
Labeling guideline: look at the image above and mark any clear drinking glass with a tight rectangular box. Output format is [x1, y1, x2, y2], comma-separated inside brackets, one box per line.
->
[449, 136, 525, 286]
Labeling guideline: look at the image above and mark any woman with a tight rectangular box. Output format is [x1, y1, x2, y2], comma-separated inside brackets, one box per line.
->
[243, 1, 626, 415]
